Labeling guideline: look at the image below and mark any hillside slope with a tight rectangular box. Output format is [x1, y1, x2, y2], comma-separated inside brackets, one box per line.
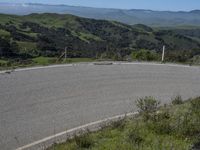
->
[0, 13, 200, 61]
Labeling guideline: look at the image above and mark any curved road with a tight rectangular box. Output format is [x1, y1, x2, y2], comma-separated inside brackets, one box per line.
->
[0, 63, 200, 150]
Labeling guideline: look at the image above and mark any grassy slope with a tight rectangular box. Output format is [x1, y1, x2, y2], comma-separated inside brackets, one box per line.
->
[33, 57, 95, 65]
[4, 13, 105, 42]
[0, 13, 199, 52]
[0, 13, 104, 53]
[0, 57, 95, 70]
[48, 97, 200, 150]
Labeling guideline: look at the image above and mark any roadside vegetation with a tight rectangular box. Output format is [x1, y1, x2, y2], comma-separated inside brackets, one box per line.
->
[48, 96, 200, 150]
[0, 57, 95, 70]
[1, 49, 200, 71]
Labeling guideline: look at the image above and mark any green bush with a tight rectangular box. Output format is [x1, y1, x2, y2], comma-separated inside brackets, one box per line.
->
[74, 132, 94, 148]
[190, 97, 200, 115]
[171, 95, 183, 105]
[110, 118, 126, 130]
[127, 129, 143, 145]
[172, 97, 200, 137]
[136, 96, 160, 121]
[131, 49, 160, 61]
[0, 60, 8, 67]
[145, 108, 172, 135]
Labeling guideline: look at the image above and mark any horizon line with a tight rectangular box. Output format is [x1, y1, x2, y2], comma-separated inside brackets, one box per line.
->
[0, 2, 199, 12]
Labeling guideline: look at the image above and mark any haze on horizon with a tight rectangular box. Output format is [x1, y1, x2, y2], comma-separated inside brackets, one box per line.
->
[0, 0, 200, 11]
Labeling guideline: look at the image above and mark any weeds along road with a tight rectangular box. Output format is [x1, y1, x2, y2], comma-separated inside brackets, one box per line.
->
[0, 63, 200, 150]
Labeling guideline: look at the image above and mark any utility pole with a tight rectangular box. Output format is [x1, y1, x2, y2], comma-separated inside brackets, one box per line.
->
[162, 45, 165, 62]
[65, 47, 67, 62]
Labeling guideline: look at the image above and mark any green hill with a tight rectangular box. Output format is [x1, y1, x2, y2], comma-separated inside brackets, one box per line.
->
[0, 13, 200, 64]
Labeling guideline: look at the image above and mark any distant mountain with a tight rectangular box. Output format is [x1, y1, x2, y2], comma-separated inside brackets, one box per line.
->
[0, 3, 200, 27]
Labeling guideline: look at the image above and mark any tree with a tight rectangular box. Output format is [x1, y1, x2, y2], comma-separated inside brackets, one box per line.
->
[0, 37, 13, 57]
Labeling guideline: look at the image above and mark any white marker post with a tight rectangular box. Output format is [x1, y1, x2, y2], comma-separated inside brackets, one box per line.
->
[65, 47, 67, 62]
[162, 45, 165, 62]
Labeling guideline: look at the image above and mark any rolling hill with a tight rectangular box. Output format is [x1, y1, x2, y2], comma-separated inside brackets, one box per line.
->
[0, 13, 200, 63]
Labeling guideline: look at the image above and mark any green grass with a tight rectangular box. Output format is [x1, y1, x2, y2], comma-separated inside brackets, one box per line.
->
[23, 13, 81, 29]
[0, 14, 21, 25]
[33, 57, 95, 65]
[32, 57, 57, 65]
[48, 97, 200, 150]
[16, 41, 37, 52]
[0, 29, 10, 38]
[62, 58, 95, 63]
[70, 31, 102, 42]
[0, 13, 81, 29]
[0, 58, 33, 70]
[0, 57, 95, 70]
[0, 59, 9, 67]
[79, 32, 102, 42]
[18, 31, 38, 38]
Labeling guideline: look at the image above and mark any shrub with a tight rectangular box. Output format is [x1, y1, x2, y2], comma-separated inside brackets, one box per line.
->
[136, 96, 160, 121]
[190, 97, 200, 115]
[0, 60, 8, 67]
[172, 97, 200, 136]
[171, 95, 183, 105]
[127, 129, 143, 145]
[74, 132, 94, 148]
[148, 109, 172, 134]
[131, 49, 160, 61]
[176, 112, 195, 136]
[110, 118, 126, 130]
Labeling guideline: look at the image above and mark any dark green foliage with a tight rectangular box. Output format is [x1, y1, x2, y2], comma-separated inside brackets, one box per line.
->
[74, 132, 94, 148]
[131, 49, 160, 61]
[171, 95, 183, 105]
[110, 118, 126, 130]
[0, 37, 12, 57]
[190, 97, 200, 115]
[148, 108, 172, 135]
[172, 28, 200, 40]
[165, 50, 196, 63]
[132, 24, 153, 32]
[127, 129, 143, 145]
[0, 37, 19, 57]
[136, 96, 200, 139]
[136, 39, 158, 50]
[136, 97, 173, 135]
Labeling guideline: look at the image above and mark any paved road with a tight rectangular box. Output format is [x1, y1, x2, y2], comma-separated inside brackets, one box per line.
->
[0, 63, 200, 150]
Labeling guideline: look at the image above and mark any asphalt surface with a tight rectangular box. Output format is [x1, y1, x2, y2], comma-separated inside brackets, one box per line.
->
[0, 63, 200, 150]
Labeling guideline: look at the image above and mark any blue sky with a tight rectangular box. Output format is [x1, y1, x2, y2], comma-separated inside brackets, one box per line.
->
[0, 0, 200, 11]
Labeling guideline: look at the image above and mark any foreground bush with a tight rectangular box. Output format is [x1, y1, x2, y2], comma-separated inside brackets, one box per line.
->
[74, 132, 94, 148]
[136, 96, 160, 121]
[171, 95, 183, 105]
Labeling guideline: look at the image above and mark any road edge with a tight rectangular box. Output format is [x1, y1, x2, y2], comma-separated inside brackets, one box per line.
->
[16, 112, 138, 150]
[1, 62, 198, 74]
